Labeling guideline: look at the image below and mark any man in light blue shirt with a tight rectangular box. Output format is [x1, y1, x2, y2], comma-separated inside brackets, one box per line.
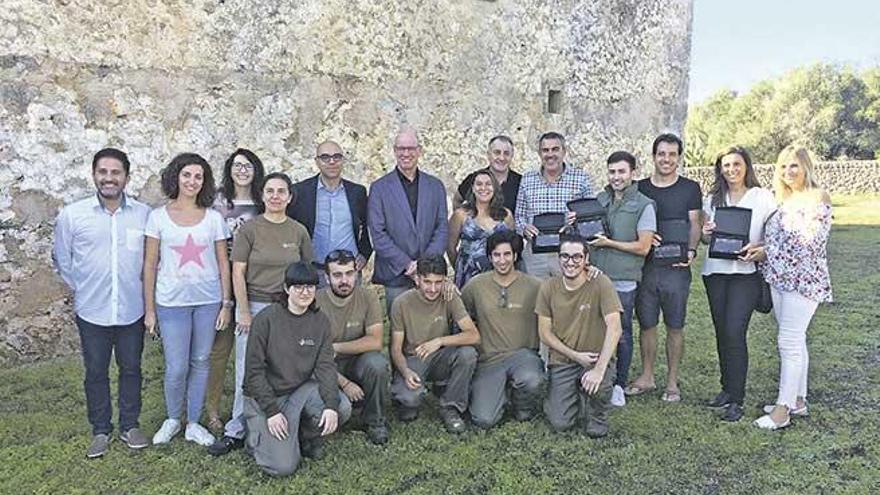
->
[52, 148, 151, 458]
[288, 140, 372, 285]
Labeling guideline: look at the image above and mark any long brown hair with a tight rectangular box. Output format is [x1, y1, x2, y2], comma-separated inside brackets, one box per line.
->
[463, 170, 507, 221]
[709, 146, 761, 207]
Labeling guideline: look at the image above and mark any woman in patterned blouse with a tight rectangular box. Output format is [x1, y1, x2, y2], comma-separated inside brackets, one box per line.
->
[742, 145, 832, 430]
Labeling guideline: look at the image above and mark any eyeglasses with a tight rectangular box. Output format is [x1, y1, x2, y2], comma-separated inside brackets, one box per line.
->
[316, 153, 345, 163]
[291, 285, 316, 293]
[325, 249, 356, 265]
[394, 146, 419, 154]
[498, 286, 509, 308]
[558, 253, 585, 263]
[233, 162, 254, 172]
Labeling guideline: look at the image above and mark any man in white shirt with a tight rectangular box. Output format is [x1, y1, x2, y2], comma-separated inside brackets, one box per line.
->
[53, 148, 151, 458]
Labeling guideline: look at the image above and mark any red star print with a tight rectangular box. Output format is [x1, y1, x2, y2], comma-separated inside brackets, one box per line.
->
[171, 233, 208, 269]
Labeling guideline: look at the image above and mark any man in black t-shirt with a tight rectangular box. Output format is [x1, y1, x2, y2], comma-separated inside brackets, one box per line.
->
[452, 135, 522, 214]
[626, 134, 702, 404]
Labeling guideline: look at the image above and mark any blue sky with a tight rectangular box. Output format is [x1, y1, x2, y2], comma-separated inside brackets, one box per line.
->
[688, 0, 880, 103]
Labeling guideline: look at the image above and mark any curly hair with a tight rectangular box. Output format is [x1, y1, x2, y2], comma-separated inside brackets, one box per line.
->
[160, 153, 216, 208]
[463, 170, 507, 221]
[220, 148, 265, 209]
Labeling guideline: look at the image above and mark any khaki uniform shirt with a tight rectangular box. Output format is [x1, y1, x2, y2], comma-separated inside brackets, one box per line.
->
[460, 272, 541, 365]
[535, 274, 622, 365]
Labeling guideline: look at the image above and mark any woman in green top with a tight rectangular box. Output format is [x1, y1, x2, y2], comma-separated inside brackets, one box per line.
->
[207, 172, 314, 455]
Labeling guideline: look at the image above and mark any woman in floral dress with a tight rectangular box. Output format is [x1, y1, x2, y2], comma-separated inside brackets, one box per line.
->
[447, 170, 514, 288]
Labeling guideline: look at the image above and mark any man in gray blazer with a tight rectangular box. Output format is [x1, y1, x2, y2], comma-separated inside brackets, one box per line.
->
[368, 128, 448, 314]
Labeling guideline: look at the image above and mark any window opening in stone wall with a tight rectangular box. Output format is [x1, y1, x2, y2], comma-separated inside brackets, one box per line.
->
[547, 89, 562, 114]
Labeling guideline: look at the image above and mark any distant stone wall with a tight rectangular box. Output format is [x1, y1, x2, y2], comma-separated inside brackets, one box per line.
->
[685, 161, 880, 195]
[0, 0, 694, 365]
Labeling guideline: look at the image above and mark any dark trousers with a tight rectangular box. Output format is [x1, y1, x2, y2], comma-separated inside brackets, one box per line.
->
[469, 349, 546, 429]
[76, 315, 145, 435]
[391, 346, 478, 413]
[702, 273, 761, 404]
[614, 288, 637, 387]
[336, 351, 391, 427]
[545, 360, 616, 432]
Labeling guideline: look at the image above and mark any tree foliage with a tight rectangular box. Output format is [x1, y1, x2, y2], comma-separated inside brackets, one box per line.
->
[685, 63, 880, 166]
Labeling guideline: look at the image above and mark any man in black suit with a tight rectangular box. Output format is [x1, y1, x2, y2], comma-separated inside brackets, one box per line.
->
[288, 141, 372, 281]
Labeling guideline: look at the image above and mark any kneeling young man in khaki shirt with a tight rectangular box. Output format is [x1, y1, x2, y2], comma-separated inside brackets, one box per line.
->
[537, 235, 623, 437]
[390, 256, 481, 433]
[461, 230, 545, 429]
[316, 249, 391, 445]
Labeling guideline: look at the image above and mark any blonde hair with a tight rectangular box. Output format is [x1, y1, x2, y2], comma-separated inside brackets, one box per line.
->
[773, 145, 820, 202]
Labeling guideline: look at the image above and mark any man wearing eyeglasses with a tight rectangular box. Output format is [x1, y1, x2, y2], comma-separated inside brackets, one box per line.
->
[460, 230, 544, 429]
[287, 140, 372, 285]
[315, 250, 391, 445]
[537, 235, 622, 438]
[368, 127, 449, 315]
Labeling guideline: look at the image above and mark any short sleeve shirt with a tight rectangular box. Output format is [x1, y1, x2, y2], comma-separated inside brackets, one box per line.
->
[391, 289, 469, 356]
[637, 176, 702, 221]
[315, 286, 384, 343]
[145, 206, 230, 307]
[231, 216, 315, 302]
[535, 275, 622, 365]
[460, 272, 541, 365]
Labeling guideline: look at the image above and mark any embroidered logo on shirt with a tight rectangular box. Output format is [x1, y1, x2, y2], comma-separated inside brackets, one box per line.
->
[282, 242, 298, 249]
[299, 338, 315, 346]
[346, 321, 362, 328]
[578, 303, 590, 312]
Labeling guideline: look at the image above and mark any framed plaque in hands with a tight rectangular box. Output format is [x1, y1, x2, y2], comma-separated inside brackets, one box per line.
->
[709, 207, 752, 260]
[566, 198, 608, 241]
[532, 212, 566, 253]
[653, 219, 690, 265]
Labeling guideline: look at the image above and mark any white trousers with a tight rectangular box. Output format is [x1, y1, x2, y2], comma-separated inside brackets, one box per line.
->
[225, 300, 272, 439]
[771, 288, 819, 408]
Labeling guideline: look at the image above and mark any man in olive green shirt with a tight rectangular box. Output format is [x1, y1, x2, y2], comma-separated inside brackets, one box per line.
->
[316, 249, 391, 445]
[461, 230, 545, 429]
[537, 236, 622, 437]
[390, 256, 481, 433]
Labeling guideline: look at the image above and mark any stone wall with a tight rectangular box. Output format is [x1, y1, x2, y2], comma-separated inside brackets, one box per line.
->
[0, 0, 693, 365]
[685, 161, 880, 195]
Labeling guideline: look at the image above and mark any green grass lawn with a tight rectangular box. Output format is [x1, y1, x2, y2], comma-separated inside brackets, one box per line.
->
[2, 195, 878, 495]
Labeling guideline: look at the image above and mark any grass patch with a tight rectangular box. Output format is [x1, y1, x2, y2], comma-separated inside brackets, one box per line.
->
[1, 195, 879, 494]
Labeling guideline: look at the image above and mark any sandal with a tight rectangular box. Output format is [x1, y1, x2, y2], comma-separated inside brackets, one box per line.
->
[623, 383, 656, 396]
[661, 389, 682, 403]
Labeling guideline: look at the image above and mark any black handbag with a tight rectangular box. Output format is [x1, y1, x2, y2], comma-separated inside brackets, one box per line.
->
[754, 209, 778, 314]
[755, 272, 773, 314]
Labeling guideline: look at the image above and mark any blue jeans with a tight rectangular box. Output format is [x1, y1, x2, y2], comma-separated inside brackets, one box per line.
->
[76, 315, 145, 435]
[157, 303, 220, 423]
[615, 288, 637, 387]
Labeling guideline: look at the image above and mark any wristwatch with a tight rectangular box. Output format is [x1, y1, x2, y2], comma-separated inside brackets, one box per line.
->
[687, 248, 697, 258]
[222, 300, 234, 308]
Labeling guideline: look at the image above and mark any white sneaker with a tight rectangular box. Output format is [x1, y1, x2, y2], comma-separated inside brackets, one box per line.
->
[152, 419, 181, 444]
[185, 422, 216, 447]
[610, 385, 626, 407]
